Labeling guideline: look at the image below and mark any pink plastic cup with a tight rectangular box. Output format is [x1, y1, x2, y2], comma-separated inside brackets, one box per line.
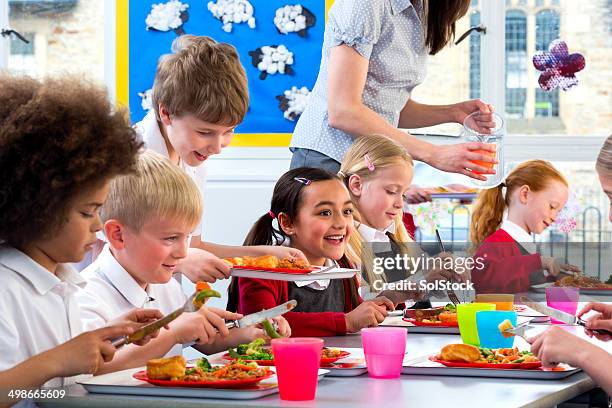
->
[271, 338, 323, 401]
[361, 327, 407, 378]
[546, 286, 579, 324]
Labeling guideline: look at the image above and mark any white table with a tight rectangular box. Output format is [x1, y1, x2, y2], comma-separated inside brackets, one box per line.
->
[35, 323, 609, 408]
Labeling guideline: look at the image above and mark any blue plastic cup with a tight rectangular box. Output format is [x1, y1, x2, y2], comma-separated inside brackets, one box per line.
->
[476, 311, 518, 349]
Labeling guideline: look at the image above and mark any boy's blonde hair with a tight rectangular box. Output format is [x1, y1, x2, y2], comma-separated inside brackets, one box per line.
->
[102, 151, 202, 231]
[152, 35, 249, 126]
[339, 134, 416, 286]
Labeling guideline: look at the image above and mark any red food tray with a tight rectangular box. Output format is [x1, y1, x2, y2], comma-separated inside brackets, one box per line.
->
[429, 355, 542, 370]
[403, 318, 459, 327]
[230, 265, 316, 274]
[132, 369, 274, 388]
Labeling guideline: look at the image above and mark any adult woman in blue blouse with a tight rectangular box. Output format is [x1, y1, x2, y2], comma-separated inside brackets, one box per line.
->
[290, 0, 495, 179]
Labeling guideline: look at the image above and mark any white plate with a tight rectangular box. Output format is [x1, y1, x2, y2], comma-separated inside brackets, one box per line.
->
[78, 367, 329, 400]
[401, 355, 581, 380]
[230, 266, 357, 281]
[430, 192, 478, 200]
[324, 348, 368, 377]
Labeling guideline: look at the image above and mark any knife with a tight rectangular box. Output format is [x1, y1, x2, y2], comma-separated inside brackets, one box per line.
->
[521, 296, 612, 336]
[111, 306, 184, 348]
[225, 300, 297, 329]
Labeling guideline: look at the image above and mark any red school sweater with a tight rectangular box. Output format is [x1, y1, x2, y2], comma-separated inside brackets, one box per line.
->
[472, 229, 543, 294]
[237, 275, 363, 337]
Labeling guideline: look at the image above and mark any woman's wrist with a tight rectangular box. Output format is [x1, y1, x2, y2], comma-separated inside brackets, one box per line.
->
[448, 103, 465, 124]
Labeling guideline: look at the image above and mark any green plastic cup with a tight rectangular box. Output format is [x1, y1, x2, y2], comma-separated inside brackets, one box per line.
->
[457, 303, 496, 346]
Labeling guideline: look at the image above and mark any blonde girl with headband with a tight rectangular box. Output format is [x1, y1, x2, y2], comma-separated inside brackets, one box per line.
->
[339, 135, 465, 305]
[470, 160, 580, 294]
[227, 167, 394, 337]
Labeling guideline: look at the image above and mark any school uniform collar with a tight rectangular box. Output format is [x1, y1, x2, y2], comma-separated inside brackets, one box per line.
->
[357, 221, 396, 243]
[501, 219, 537, 254]
[97, 244, 151, 308]
[0, 245, 85, 295]
[137, 111, 170, 158]
[293, 258, 336, 289]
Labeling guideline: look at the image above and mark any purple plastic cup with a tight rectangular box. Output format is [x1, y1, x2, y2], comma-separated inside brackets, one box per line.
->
[546, 286, 579, 324]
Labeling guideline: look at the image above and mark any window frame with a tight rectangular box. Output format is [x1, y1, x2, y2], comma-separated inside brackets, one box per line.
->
[477, 1, 607, 161]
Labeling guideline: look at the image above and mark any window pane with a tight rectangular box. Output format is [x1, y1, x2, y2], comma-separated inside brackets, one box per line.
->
[503, 1, 611, 135]
[505, 10, 528, 119]
[535, 9, 560, 118]
[8, 0, 105, 83]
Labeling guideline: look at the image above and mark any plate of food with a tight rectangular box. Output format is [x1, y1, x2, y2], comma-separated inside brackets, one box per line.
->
[403, 304, 459, 327]
[431, 344, 542, 370]
[224, 339, 350, 367]
[225, 255, 316, 274]
[531, 274, 612, 296]
[402, 344, 581, 380]
[227, 256, 358, 281]
[133, 356, 274, 389]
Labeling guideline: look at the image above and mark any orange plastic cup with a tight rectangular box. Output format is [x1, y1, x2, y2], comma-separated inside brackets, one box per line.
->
[475, 294, 515, 311]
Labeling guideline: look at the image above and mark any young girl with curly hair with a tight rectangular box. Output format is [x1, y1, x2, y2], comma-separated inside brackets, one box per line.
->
[0, 75, 157, 394]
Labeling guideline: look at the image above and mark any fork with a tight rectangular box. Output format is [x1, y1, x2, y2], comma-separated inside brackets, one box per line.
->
[503, 321, 533, 341]
[435, 229, 460, 305]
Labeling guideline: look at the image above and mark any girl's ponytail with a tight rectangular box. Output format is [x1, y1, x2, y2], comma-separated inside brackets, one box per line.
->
[228, 212, 281, 312]
[243, 213, 281, 246]
[469, 184, 507, 248]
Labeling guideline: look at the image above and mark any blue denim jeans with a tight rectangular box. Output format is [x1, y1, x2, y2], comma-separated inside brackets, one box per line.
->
[289, 147, 341, 174]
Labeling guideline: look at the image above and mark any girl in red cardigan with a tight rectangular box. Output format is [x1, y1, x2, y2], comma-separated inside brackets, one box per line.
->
[227, 167, 394, 337]
[470, 160, 580, 294]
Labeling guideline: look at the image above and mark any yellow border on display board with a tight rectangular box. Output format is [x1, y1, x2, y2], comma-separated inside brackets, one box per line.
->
[115, 0, 335, 147]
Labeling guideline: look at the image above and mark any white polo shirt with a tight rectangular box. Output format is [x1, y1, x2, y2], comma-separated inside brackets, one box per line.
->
[77, 245, 186, 357]
[0, 245, 86, 387]
[135, 111, 208, 237]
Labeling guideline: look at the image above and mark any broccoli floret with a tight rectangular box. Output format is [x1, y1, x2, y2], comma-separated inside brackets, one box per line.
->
[196, 357, 212, 372]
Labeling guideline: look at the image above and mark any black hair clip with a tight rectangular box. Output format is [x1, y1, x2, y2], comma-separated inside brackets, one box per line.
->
[455, 24, 486, 46]
[293, 177, 312, 185]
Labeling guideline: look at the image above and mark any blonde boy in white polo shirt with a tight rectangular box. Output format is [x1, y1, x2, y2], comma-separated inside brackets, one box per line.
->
[78, 152, 290, 371]
[0, 75, 161, 396]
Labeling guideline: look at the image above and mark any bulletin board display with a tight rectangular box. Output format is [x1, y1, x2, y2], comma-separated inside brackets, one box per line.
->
[116, 0, 334, 146]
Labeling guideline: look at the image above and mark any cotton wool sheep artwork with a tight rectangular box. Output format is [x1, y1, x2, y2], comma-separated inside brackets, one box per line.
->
[274, 4, 316, 37]
[207, 0, 256, 33]
[533, 39, 585, 91]
[276, 86, 311, 121]
[248, 45, 294, 80]
[139, 89, 153, 112]
[145, 0, 189, 35]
